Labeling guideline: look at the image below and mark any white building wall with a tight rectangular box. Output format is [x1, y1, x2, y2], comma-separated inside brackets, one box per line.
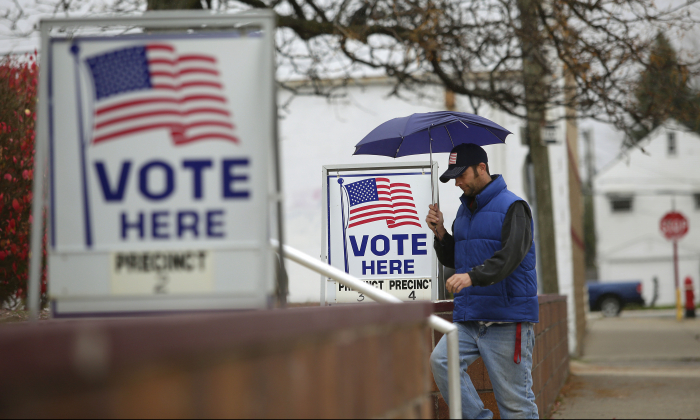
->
[594, 121, 700, 306]
[278, 80, 578, 351]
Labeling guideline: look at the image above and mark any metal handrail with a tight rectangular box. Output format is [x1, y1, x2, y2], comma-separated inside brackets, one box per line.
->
[271, 240, 462, 419]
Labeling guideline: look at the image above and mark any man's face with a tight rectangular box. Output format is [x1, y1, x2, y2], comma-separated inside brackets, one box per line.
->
[454, 166, 480, 197]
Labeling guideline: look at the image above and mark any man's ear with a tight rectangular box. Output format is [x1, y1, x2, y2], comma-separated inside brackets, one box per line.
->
[479, 162, 487, 176]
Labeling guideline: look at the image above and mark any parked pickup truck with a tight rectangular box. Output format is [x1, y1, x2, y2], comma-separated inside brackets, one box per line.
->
[587, 281, 645, 317]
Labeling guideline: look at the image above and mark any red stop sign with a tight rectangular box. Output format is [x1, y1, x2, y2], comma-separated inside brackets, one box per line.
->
[660, 211, 689, 240]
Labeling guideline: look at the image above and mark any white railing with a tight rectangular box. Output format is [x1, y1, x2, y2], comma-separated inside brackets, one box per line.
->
[271, 240, 461, 419]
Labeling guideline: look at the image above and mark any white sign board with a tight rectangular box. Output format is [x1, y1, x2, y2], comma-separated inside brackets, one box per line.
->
[322, 163, 438, 304]
[40, 14, 278, 316]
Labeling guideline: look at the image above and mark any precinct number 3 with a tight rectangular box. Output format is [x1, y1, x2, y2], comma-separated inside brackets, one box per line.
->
[337, 278, 430, 303]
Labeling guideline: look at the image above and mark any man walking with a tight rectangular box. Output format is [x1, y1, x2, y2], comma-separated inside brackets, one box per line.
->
[427, 143, 539, 419]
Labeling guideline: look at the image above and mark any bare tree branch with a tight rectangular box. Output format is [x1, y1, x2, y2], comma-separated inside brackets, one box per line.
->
[2, 0, 699, 135]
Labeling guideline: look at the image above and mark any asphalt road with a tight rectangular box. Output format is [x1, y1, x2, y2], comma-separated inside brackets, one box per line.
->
[551, 310, 700, 419]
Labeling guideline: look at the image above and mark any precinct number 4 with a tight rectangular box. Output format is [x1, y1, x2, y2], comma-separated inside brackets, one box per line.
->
[357, 291, 414, 301]
[358, 290, 415, 302]
[336, 278, 431, 303]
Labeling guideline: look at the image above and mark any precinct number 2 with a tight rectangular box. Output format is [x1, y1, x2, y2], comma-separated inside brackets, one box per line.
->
[110, 250, 214, 295]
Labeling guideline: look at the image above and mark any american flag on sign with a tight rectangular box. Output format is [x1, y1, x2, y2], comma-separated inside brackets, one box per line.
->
[85, 43, 238, 146]
[344, 177, 421, 229]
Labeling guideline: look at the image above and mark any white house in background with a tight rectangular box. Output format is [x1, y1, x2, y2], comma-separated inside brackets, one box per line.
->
[594, 120, 700, 306]
[278, 77, 580, 352]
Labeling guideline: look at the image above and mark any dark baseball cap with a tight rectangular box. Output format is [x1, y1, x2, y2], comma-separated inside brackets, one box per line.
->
[439, 143, 488, 183]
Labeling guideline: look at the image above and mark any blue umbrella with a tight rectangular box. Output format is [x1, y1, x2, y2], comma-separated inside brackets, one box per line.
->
[353, 111, 511, 204]
[354, 111, 511, 158]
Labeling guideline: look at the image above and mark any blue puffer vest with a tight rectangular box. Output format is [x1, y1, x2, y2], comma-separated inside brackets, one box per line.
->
[452, 175, 539, 323]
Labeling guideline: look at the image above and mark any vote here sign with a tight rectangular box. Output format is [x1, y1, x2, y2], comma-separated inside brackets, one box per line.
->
[43, 17, 277, 316]
[322, 163, 437, 303]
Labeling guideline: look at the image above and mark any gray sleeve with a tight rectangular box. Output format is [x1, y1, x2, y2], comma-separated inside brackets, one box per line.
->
[467, 201, 533, 287]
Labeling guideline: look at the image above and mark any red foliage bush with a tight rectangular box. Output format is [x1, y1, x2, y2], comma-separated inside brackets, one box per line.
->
[0, 53, 45, 308]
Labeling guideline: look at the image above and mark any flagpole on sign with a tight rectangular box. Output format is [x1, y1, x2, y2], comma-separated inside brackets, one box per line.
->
[70, 43, 93, 248]
[338, 178, 350, 273]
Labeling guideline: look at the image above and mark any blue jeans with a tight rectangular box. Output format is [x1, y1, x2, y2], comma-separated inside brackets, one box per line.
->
[430, 321, 538, 419]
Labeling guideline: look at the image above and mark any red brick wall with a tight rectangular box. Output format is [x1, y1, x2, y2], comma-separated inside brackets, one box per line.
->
[430, 295, 569, 419]
[0, 303, 434, 418]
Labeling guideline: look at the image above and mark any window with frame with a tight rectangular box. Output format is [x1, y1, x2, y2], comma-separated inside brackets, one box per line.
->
[608, 194, 634, 212]
[667, 132, 677, 156]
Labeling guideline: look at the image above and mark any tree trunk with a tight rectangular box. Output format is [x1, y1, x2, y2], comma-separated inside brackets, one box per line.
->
[516, 0, 559, 294]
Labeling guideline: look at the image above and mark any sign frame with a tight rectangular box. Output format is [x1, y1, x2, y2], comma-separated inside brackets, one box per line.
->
[321, 161, 439, 305]
[29, 10, 284, 317]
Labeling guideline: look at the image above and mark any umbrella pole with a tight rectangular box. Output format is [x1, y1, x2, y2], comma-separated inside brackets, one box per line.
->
[428, 129, 437, 206]
[428, 129, 445, 301]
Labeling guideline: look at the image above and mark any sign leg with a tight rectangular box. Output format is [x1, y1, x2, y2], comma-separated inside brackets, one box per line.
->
[674, 240, 682, 321]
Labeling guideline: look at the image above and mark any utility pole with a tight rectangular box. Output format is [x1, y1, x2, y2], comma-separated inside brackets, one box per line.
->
[583, 130, 596, 191]
[582, 129, 598, 280]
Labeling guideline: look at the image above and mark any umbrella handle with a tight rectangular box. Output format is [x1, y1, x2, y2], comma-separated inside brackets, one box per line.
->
[428, 128, 438, 228]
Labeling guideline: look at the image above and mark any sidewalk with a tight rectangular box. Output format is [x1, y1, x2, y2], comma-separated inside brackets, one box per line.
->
[551, 310, 700, 419]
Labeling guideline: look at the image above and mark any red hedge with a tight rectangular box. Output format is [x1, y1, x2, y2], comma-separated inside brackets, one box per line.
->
[0, 53, 46, 308]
